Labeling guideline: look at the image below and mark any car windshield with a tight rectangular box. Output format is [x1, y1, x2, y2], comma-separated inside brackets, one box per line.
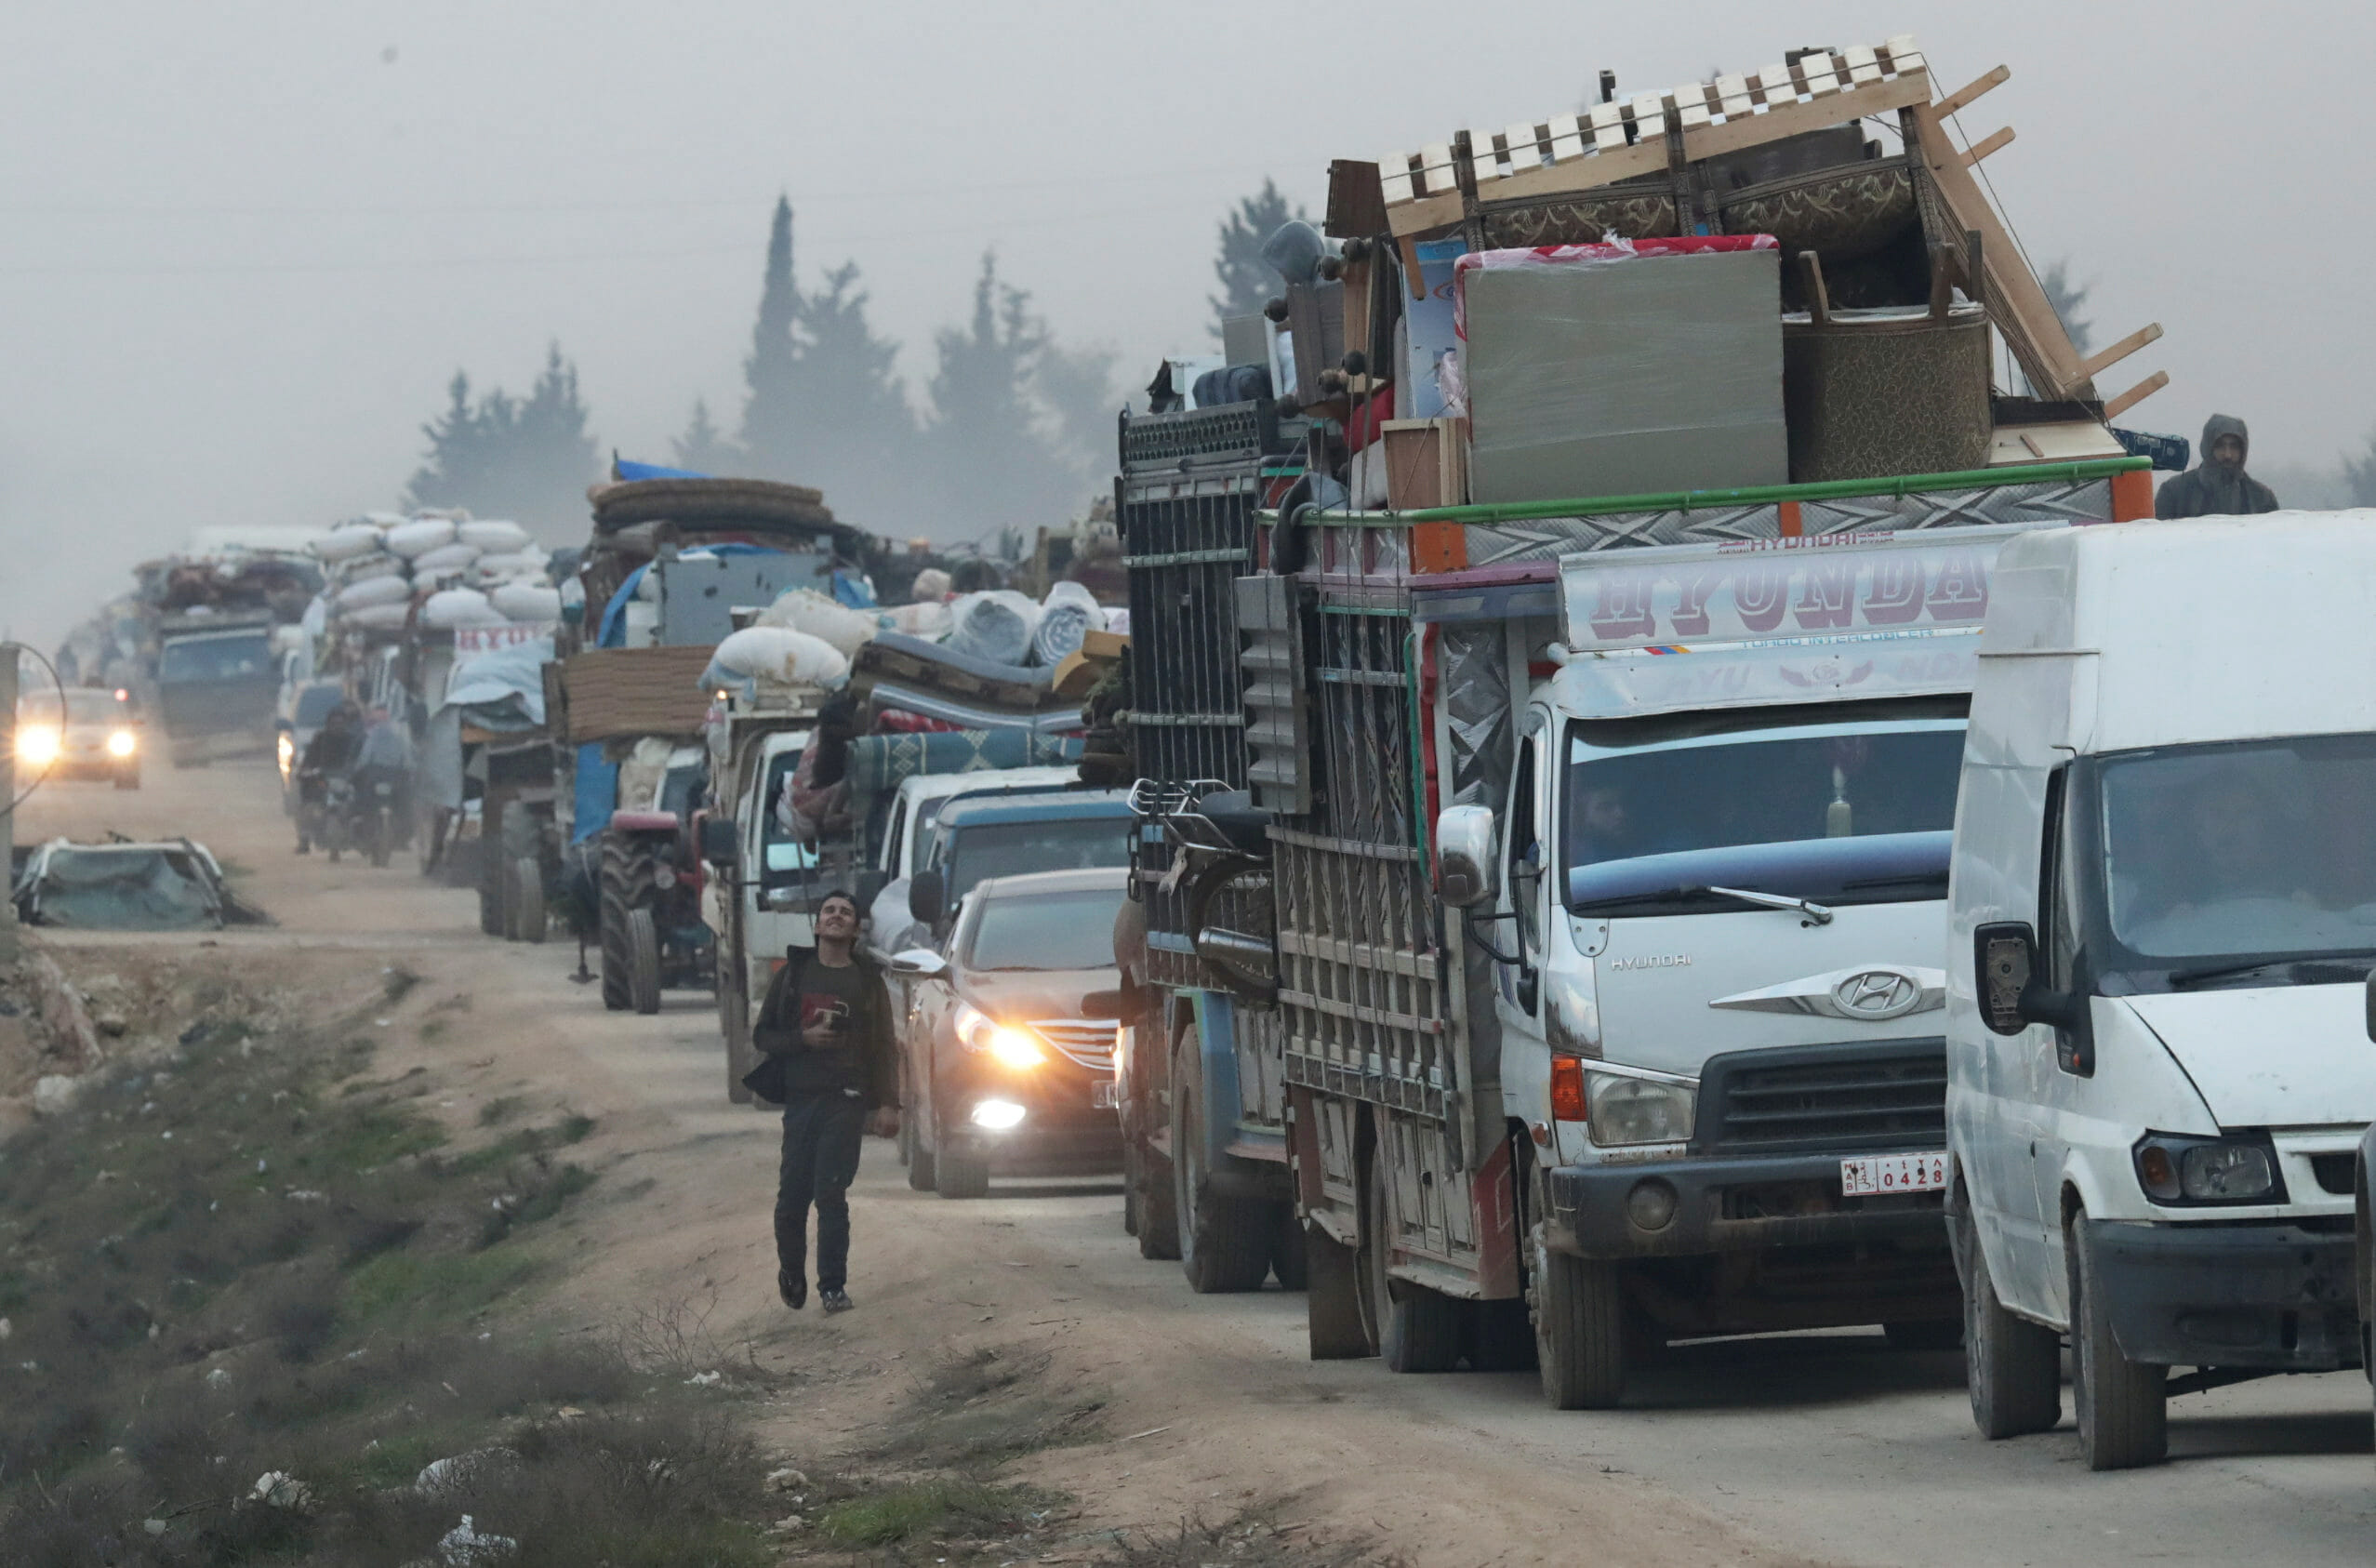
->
[945, 817, 1130, 903]
[160, 632, 272, 684]
[22, 690, 130, 725]
[1564, 721, 1965, 915]
[2097, 733, 2376, 963]
[965, 886, 1126, 971]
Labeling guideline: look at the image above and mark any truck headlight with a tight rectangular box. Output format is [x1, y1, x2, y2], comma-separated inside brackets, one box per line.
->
[955, 1003, 1045, 1070]
[2133, 1132, 2283, 1204]
[1585, 1070, 1695, 1147]
[106, 729, 138, 758]
[16, 726, 60, 766]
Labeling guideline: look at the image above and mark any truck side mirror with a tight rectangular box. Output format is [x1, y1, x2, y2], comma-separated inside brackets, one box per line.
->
[908, 869, 944, 924]
[698, 816, 738, 867]
[1974, 922, 2038, 1036]
[1433, 804, 1500, 908]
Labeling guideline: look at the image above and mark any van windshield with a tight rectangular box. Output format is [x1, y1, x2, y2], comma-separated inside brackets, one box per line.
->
[1563, 720, 1964, 916]
[2097, 733, 2376, 964]
[945, 817, 1130, 904]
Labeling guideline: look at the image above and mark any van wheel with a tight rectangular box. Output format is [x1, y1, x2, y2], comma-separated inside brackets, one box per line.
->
[1533, 1225, 1628, 1408]
[1305, 1227, 1373, 1359]
[1361, 1144, 1462, 1372]
[2070, 1216, 2168, 1469]
[1171, 1026, 1269, 1292]
[1958, 1203, 2061, 1437]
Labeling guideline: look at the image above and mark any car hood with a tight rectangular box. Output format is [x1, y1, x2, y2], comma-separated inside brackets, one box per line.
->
[958, 965, 1116, 1022]
[2120, 986, 2376, 1128]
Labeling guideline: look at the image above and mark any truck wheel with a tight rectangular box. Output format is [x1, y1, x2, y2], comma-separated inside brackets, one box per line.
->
[1171, 1026, 1270, 1293]
[1960, 1207, 2062, 1438]
[2070, 1217, 2168, 1469]
[1305, 1227, 1373, 1360]
[477, 848, 504, 937]
[1533, 1227, 1629, 1408]
[1270, 1203, 1308, 1290]
[511, 857, 548, 943]
[1132, 1108, 1180, 1260]
[628, 907, 662, 1015]
[934, 1116, 989, 1199]
[1362, 1146, 1462, 1371]
[598, 832, 657, 1011]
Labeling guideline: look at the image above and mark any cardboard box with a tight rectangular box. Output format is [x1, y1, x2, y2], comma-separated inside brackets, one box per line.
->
[1381, 419, 1469, 509]
[1462, 247, 1786, 504]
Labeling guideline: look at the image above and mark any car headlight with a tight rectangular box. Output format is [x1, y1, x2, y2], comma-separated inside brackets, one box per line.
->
[1585, 1070, 1696, 1147]
[2133, 1132, 2283, 1205]
[954, 1003, 1045, 1070]
[106, 729, 138, 758]
[277, 731, 295, 767]
[15, 727, 60, 765]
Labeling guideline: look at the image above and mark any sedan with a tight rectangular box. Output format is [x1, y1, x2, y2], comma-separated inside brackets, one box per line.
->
[891, 867, 1126, 1199]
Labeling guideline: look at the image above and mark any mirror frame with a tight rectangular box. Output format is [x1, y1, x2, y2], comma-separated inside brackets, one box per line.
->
[1433, 804, 1501, 909]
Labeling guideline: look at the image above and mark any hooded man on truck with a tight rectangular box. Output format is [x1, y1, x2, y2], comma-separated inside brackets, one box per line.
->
[2155, 414, 2279, 518]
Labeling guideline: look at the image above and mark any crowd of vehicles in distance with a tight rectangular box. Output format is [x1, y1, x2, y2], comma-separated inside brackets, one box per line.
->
[13, 684, 142, 789]
[154, 610, 281, 767]
[890, 866, 1130, 1198]
[1952, 515, 2376, 1469]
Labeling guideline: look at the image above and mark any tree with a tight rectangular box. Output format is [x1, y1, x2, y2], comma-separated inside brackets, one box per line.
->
[2039, 259, 2094, 356]
[1033, 340, 1121, 498]
[925, 252, 1076, 539]
[671, 397, 737, 474]
[1209, 179, 1305, 339]
[2342, 431, 2376, 508]
[403, 343, 598, 539]
[737, 196, 803, 465]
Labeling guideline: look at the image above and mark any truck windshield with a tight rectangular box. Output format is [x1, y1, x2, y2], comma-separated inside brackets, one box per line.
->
[760, 751, 819, 881]
[1564, 720, 1964, 916]
[161, 632, 272, 684]
[2095, 733, 2376, 966]
[965, 886, 1127, 971]
[946, 817, 1130, 904]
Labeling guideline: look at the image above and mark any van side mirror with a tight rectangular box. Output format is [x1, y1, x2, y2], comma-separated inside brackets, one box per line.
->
[908, 869, 944, 924]
[1975, 921, 2080, 1036]
[1434, 804, 1500, 908]
[2365, 971, 2376, 1043]
[698, 815, 738, 867]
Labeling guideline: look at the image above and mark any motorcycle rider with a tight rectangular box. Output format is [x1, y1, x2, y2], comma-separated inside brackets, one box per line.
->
[295, 701, 362, 855]
[351, 703, 415, 850]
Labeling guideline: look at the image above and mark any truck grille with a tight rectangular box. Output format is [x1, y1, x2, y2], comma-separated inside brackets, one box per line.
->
[1692, 1039, 1946, 1156]
[1031, 1019, 1118, 1072]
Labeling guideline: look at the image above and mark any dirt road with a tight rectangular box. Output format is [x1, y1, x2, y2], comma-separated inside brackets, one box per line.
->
[15, 762, 2376, 1565]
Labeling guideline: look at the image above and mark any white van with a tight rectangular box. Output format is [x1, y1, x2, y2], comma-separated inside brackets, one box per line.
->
[1947, 513, 2376, 1471]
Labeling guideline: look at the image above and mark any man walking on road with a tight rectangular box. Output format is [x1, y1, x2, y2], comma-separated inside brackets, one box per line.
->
[748, 890, 899, 1314]
[2156, 414, 2280, 518]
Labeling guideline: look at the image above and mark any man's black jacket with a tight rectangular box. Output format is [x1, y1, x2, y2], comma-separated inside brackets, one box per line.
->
[746, 945, 899, 1110]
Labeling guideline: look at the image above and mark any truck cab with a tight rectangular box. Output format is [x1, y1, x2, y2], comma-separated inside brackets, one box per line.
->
[709, 725, 821, 1095]
[1949, 514, 2376, 1470]
[156, 613, 279, 766]
[903, 791, 1135, 948]
[861, 764, 1084, 963]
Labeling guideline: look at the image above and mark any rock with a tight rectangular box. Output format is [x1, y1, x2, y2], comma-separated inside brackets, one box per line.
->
[415, 1448, 520, 1497]
[204, 1366, 232, 1389]
[765, 1467, 810, 1492]
[248, 1471, 313, 1512]
[33, 1075, 85, 1118]
[93, 1012, 127, 1038]
[0, 1318, 11, 1340]
[143, 1519, 166, 1537]
[438, 1514, 518, 1566]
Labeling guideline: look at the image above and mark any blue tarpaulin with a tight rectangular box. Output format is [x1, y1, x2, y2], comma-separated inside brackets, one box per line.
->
[612, 458, 709, 481]
[572, 742, 620, 844]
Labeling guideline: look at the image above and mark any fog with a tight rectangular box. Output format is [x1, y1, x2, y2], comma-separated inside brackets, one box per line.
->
[3, 0, 2362, 646]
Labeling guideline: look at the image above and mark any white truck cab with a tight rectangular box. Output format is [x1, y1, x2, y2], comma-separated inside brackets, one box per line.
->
[861, 764, 1082, 964]
[1947, 513, 2376, 1470]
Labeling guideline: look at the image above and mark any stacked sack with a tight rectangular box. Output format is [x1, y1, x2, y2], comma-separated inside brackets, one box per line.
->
[307, 514, 559, 635]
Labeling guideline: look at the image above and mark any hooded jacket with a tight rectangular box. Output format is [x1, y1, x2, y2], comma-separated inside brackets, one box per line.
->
[2156, 415, 2279, 519]
[746, 944, 899, 1109]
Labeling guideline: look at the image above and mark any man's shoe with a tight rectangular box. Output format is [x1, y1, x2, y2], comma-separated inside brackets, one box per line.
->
[778, 1269, 806, 1310]
[819, 1288, 854, 1315]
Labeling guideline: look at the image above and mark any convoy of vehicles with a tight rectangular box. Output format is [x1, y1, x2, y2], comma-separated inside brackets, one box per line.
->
[890, 866, 1130, 1197]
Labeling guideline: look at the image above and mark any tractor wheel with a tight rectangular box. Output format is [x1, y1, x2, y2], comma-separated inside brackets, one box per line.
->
[628, 907, 662, 1016]
[599, 832, 659, 1012]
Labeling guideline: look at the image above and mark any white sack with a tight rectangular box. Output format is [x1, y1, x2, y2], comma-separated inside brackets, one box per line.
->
[336, 574, 413, 610]
[457, 519, 532, 552]
[489, 581, 562, 623]
[342, 601, 412, 631]
[384, 518, 458, 559]
[758, 587, 879, 658]
[708, 625, 847, 685]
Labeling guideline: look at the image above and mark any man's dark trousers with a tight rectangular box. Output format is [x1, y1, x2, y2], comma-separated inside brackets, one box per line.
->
[776, 1090, 868, 1292]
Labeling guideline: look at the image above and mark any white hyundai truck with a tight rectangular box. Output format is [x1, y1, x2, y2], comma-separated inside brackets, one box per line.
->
[1951, 512, 2376, 1470]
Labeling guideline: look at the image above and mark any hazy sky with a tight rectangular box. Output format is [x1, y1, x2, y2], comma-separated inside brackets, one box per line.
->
[3, 2, 2361, 646]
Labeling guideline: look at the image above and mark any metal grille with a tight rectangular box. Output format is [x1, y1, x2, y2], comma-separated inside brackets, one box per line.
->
[1693, 1040, 1947, 1155]
[1120, 400, 1286, 470]
[1030, 1019, 1118, 1070]
[1121, 463, 1264, 791]
[1273, 576, 1453, 1121]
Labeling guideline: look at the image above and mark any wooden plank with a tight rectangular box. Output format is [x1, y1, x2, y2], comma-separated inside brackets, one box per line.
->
[2104, 370, 2170, 420]
[2081, 321, 2165, 379]
[1936, 64, 2011, 118]
[1908, 100, 2093, 400]
[1960, 126, 2016, 166]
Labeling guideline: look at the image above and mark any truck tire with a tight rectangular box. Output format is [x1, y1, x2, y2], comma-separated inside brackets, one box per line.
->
[599, 833, 657, 1011]
[1172, 1026, 1271, 1293]
[1362, 1146, 1462, 1371]
[1305, 1227, 1373, 1360]
[628, 907, 663, 1016]
[477, 848, 504, 937]
[511, 857, 548, 944]
[1533, 1227, 1629, 1408]
[1132, 1121, 1180, 1260]
[1270, 1203, 1308, 1291]
[1960, 1208, 2062, 1439]
[2070, 1217, 2168, 1469]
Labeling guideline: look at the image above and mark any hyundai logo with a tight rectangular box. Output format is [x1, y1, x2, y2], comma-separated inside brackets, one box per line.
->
[1831, 969, 1923, 1020]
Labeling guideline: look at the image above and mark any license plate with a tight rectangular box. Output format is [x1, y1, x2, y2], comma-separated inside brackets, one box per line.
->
[1092, 1081, 1120, 1110]
[1839, 1151, 1948, 1197]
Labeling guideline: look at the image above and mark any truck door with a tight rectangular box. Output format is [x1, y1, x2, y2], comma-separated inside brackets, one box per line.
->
[1493, 711, 1553, 1133]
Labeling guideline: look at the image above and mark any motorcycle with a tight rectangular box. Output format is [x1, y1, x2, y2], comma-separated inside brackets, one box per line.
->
[318, 775, 354, 863]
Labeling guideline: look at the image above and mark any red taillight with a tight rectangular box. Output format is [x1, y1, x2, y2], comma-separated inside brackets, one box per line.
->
[1549, 1056, 1587, 1123]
